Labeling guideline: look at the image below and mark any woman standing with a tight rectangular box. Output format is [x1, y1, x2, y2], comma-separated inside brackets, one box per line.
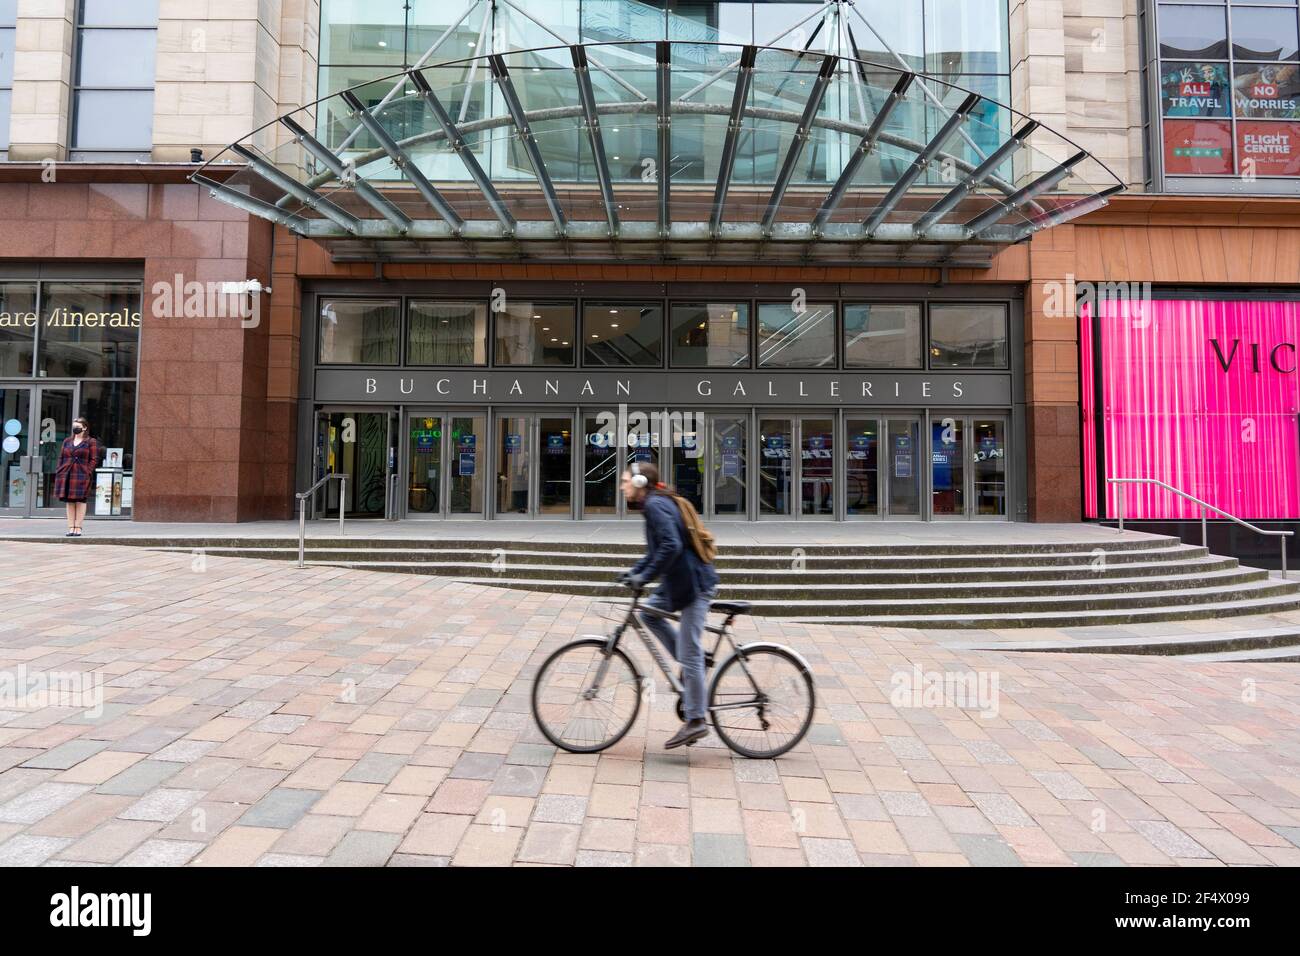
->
[54, 417, 101, 537]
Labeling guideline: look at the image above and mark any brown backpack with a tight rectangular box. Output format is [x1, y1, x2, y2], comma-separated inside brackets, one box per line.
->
[667, 492, 717, 564]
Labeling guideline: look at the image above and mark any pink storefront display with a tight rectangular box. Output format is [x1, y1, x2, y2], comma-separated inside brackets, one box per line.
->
[1081, 299, 1300, 521]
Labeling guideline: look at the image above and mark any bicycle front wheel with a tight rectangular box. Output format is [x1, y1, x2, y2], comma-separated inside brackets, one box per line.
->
[531, 638, 643, 753]
[709, 645, 815, 759]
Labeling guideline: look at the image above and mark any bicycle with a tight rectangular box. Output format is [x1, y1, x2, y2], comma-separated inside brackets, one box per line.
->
[530, 585, 816, 759]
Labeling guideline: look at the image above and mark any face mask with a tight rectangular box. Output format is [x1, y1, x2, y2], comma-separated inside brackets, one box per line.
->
[72, 426, 83, 435]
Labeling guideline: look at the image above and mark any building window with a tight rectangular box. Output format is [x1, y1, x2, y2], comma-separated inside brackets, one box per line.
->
[494, 302, 575, 366]
[843, 303, 923, 369]
[582, 302, 663, 367]
[757, 301, 836, 368]
[928, 303, 1008, 369]
[318, 298, 400, 364]
[1152, 0, 1300, 189]
[407, 300, 487, 366]
[71, 0, 159, 159]
[0, 0, 15, 156]
[0, 279, 141, 517]
[0, 281, 37, 375]
[39, 282, 141, 378]
[670, 302, 750, 368]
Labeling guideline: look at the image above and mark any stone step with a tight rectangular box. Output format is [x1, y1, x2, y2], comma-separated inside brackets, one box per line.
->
[147, 543, 1215, 571]
[282, 563, 1269, 598]
[5, 534, 1182, 557]
[948, 626, 1300, 657]
[414, 575, 1299, 613]
[185, 552, 1237, 584]
[1176, 645, 1300, 663]
[777, 594, 1300, 628]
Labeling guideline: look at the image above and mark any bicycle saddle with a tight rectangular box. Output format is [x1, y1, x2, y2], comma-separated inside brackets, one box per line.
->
[711, 600, 751, 616]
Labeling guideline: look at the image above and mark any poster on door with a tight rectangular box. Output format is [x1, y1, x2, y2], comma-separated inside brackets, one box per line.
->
[545, 434, 566, 455]
[458, 451, 476, 476]
[7, 466, 26, 508]
[505, 434, 522, 453]
[893, 434, 913, 479]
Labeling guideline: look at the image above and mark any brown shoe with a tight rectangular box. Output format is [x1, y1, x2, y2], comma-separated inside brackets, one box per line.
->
[664, 719, 708, 750]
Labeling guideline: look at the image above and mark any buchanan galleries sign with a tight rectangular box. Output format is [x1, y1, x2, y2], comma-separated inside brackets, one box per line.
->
[314, 369, 1013, 406]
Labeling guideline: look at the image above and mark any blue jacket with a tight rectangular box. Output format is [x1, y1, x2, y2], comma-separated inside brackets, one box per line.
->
[630, 492, 719, 612]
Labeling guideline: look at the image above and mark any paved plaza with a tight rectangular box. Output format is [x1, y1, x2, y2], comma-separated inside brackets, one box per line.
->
[1, 539, 1299, 867]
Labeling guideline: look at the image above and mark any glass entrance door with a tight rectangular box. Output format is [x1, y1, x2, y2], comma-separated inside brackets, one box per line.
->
[931, 415, 966, 518]
[405, 411, 486, 517]
[758, 417, 793, 517]
[1, 383, 76, 517]
[582, 413, 618, 516]
[315, 410, 393, 519]
[711, 415, 747, 518]
[845, 417, 880, 517]
[798, 417, 835, 517]
[885, 418, 922, 518]
[971, 417, 1008, 517]
[538, 416, 573, 516]
[496, 414, 530, 516]
[448, 414, 486, 516]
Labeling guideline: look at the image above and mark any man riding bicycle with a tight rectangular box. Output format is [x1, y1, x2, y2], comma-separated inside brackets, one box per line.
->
[617, 462, 719, 749]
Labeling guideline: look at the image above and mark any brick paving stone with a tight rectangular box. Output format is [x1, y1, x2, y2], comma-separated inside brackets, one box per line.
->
[0, 782, 90, 824]
[0, 834, 72, 866]
[692, 832, 749, 867]
[256, 853, 324, 867]
[121, 789, 205, 823]
[95, 760, 184, 796]
[398, 813, 471, 857]
[575, 849, 633, 867]
[1131, 820, 1215, 860]
[802, 837, 862, 867]
[533, 794, 587, 825]
[955, 833, 1022, 866]
[239, 788, 322, 829]
[119, 839, 205, 867]
[323, 831, 402, 867]
[20, 739, 108, 771]
[58, 819, 161, 864]
[518, 822, 581, 865]
[452, 824, 523, 866]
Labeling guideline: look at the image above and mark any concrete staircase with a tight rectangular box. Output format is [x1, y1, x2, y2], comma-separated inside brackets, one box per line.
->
[32, 532, 1300, 631]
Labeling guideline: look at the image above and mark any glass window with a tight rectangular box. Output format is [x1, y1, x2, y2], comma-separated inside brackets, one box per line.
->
[75, 30, 158, 86]
[81, 0, 159, 25]
[844, 304, 922, 368]
[1231, 7, 1300, 61]
[757, 301, 836, 368]
[73, 1, 157, 152]
[928, 303, 1008, 369]
[407, 300, 487, 365]
[583, 302, 663, 367]
[39, 282, 142, 378]
[318, 298, 400, 364]
[924, 0, 1010, 76]
[494, 302, 575, 366]
[1158, 4, 1229, 59]
[670, 302, 750, 368]
[0, 282, 37, 376]
[78, 380, 137, 473]
[0, 0, 15, 150]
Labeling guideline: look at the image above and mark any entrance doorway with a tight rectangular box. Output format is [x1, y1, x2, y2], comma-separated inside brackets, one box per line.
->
[494, 411, 574, 518]
[665, 412, 748, 520]
[758, 415, 835, 519]
[930, 414, 1009, 519]
[313, 409, 397, 519]
[405, 410, 488, 518]
[0, 382, 76, 517]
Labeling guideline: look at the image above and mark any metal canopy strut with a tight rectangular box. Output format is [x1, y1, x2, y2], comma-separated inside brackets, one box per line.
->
[710, 45, 757, 237]
[489, 54, 566, 234]
[761, 53, 837, 235]
[915, 120, 1039, 237]
[229, 143, 361, 235]
[572, 45, 619, 238]
[408, 69, 516, 233]
[339, 89, 466, 233]
[812, 72, 913, 233]
[278, 116, 413, 232]
[864, 91, 981, 237]
[965, 149, 1088, 237]
[656, 42, 671, 239]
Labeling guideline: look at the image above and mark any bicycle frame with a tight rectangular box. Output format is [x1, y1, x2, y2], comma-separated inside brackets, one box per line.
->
[592, 590, 762, 714]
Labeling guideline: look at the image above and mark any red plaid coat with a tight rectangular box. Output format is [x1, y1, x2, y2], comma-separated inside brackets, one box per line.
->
[54, 437, 102, 502]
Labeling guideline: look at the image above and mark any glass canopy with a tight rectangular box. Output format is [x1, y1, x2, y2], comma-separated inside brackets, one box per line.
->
[194, 38, 1124, 266]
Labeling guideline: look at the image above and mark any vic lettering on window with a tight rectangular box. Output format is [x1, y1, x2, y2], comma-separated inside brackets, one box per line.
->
[1210, 338, 1297, 374]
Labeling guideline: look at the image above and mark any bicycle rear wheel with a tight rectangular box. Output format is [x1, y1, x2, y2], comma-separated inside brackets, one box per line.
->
[531, 638, 642, 753]
[708, 645, 815, 759]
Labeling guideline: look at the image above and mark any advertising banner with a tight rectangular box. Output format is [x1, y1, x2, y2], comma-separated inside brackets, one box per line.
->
[1232, 63, 1300, 119]
[1081, 299, 1300, 520]
[1162, 119, 1233, 174]
[1236, 120, 1300, 176]
[1162, 62, 1232, 117]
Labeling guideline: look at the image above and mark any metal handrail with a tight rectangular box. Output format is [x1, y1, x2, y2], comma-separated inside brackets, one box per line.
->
[296, 473, 347, 568]
[1107, 477, 1291, 577]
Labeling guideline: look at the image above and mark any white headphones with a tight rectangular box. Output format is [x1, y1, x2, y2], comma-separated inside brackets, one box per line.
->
[630, 462, 648, 488]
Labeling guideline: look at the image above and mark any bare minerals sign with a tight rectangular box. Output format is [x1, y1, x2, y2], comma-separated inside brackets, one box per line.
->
[314, 370, 1012, 406]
